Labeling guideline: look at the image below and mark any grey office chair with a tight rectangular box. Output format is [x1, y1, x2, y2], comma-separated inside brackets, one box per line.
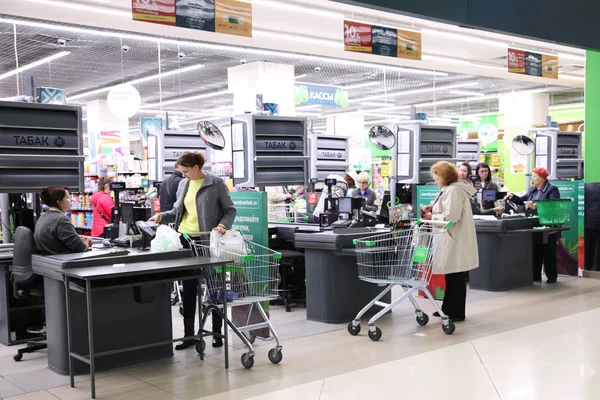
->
[12, 226, 46, 361]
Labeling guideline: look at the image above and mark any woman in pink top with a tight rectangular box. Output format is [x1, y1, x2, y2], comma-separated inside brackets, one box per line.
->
[91, 177, 115, 237]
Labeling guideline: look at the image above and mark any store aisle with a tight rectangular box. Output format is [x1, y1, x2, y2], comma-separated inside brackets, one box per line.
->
[4, 276, 600, 400]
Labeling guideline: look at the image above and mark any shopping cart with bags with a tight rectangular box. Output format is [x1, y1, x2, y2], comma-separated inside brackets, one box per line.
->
[188, 231, 283, 369]
[348, 220, 455, 341]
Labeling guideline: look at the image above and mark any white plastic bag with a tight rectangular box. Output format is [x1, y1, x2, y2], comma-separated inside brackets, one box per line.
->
[210, 230, 247, 263]
[150, 225, 183, 253]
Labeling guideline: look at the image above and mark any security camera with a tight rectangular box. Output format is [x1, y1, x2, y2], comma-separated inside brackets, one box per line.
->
[240, 59, 247, 64]
[490, 82, 496, 89]
[369, 72, 377, 79]
[57, 38, 67, 47]
[314, 66, 322, 73]
[178, 52, 185, 60]
[121, 45, 129, 53]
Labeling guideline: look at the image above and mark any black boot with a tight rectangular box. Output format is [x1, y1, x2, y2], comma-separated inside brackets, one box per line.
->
[175, 318, 195, 350]
[212, 312, 223, 348]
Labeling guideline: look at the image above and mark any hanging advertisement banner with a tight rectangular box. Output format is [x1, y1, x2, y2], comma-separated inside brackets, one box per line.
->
[525, 51, 542, 77]
[294, 84, 349, 108]
[132, 0, 176, 25]
[508, 48, 526, 74]
[542, 54, 559, 79]
[215, 0, 253, 37]
[344, 20, 372, 53]
[397, 29, 422, 60]
[371, 25, 397, 58]
[175, 0, 215, 31]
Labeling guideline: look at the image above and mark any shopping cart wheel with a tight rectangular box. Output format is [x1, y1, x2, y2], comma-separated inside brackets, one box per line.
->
[241, 353, 255, 369]
[442, 320, 456, 335]
[347, 322, 361, 336]
[416, 313, 430, 326]
[195, 339, 206, 354]
[268, 348, 283, 364]
[368, 327, 382, 342]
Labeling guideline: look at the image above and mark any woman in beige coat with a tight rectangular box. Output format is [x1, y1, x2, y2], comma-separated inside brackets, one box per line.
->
[422, 161, 479, 322]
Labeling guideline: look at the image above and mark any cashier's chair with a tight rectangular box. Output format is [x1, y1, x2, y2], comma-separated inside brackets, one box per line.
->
[11, 226, 47, 361]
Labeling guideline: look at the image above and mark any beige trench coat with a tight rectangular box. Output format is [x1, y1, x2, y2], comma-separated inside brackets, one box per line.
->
[431, 181, 479, 275]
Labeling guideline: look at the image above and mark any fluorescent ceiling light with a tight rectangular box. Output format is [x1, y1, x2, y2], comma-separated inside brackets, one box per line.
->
[295, 74, 307, 79]
[361, 101, 395, 107]
[422, 28, 507, 48]
[254, 30, 341, 48]
[550, 103, 584, 110]
[559, 74, 585, 82]
[352, 81, 479, 103]
[363, 112, 411, 119]
[69, 63, 205, 100]
[24, 0, 129, 17]
[422, 55, 470, 66]
[364, 117, 410, 125]
[558, 53, 585, 63]
[141, 89, 231, 108]
[550, 108, 585, 114]
[449, 90, 485, 97]
[343, 82, 381, 90]
[296, 111, 322, 117]
[0, 50, 70, 81]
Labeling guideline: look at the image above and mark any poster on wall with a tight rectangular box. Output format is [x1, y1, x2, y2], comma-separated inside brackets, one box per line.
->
[371, 26, 397, 58]
[397, 29, 421, 60]
[215, 0, 252, 37]
[132, 0, 176, 25]
[508, 48, 558, 79]
[510, 149, 527, 174]
[344, 20, 372, 53]
[175, 0, 215, 31]
[230, 192, 268, 247]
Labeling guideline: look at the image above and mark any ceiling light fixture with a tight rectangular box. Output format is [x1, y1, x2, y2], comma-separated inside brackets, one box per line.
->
[141, 89, 231, 108]
[295, 74, 308, 79]
[448, 90, 485, 97]
[24, 0, 130, 17]
[0, 50, 70, 81]
[557, 53, 586, 62]
[352, 81, 480, 103]
[69, 63, 205, 100]
[343, 81, 381, 90]
[549, 102, 584, 110]
[559, 74, 585, 82]
[240, 0, 344, 19]
[254, 30, 341, 48]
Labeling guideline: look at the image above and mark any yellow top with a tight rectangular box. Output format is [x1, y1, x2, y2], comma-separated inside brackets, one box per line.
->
[178, 179, 204, 235]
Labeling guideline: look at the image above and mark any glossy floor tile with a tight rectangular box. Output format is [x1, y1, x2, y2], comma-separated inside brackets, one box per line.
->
[5, 276, 600, 400]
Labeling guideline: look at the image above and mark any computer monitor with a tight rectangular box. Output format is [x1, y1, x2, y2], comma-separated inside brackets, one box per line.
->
[121, 203, 134, 224]
[338, 197, 352, 213]
[482, 188, 497, 202]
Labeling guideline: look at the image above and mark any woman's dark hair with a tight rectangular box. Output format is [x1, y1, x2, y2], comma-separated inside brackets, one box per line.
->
[177, 152, 205, 170]
[460, 161, 473, 177]
[40, 186, 69, 208]
[476, 162, 493, 182]
[97, 177, 112, 192]
[431, 161, 459, 187]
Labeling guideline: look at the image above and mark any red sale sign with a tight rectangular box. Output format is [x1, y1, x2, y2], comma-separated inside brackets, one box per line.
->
[507, 48, 526, 74]
[344, 21, 372, 53]
[132, 0, 176, 26]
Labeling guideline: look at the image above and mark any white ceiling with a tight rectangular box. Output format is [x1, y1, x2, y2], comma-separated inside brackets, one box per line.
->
[0, 0, 586, 132]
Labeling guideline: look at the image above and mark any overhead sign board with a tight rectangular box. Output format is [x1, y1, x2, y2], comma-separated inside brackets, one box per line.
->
[294, 84, 349, 108]
[344, 20, 421, 61]
[508, 48, 558, 79]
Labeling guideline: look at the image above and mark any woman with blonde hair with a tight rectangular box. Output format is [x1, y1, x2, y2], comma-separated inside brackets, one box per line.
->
[422, 161, 479, 322]
[351, 172, 377, 212]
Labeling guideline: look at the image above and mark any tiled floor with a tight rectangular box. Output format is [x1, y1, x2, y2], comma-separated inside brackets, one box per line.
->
[4, 276, 600, 400]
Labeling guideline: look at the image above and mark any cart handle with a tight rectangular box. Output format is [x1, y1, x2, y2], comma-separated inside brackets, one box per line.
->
[416, 220, 453, 229]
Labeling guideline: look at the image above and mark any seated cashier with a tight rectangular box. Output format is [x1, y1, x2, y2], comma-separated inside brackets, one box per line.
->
[35, 186, 92, 255]
[351, 172, 378, 212]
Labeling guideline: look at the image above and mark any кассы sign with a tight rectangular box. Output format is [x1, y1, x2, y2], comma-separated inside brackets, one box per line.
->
[294, 84, 349, 108]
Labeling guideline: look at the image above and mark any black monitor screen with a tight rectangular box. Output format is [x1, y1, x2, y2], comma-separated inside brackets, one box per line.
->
[121, 203, 134, 224]
[482, 189, 497, 202]
[338, 197, 352, 213]
[110, 181, 126, 191]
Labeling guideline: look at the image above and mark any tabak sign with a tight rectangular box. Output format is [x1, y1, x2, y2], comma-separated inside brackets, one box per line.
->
[294, 84, 349, 108]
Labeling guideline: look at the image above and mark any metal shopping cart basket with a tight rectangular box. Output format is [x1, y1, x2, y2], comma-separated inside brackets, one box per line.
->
[268, 203, 311, 223]
[188, 234, 283, 369]
[348, 220, 455, 341]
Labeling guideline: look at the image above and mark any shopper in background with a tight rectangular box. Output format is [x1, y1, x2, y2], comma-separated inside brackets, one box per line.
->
[267, 186, 294, 221]
[159, 162, 184, 212]
[91, 177, 114, 237]
[150, 151, 236, 350]
[474, 162, 498, 210]
[458, 162, 473, 184]
[352, 172, 378, 212]
[421, 161, 479, 322]
[35, 186, 92, 255]
[504, 167, 560, 283]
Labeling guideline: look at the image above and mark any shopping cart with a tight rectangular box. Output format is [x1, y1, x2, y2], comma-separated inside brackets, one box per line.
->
[268, 203, 311, 223]
[348, 220, 455, 341]
[188, 234, 284, 369]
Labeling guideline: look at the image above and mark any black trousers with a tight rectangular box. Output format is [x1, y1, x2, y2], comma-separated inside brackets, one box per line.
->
[180, 237, 222, 335]
[585, 230, 600, 271]
[442, 272, 468, 319]
[533, 234, 558, 280]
